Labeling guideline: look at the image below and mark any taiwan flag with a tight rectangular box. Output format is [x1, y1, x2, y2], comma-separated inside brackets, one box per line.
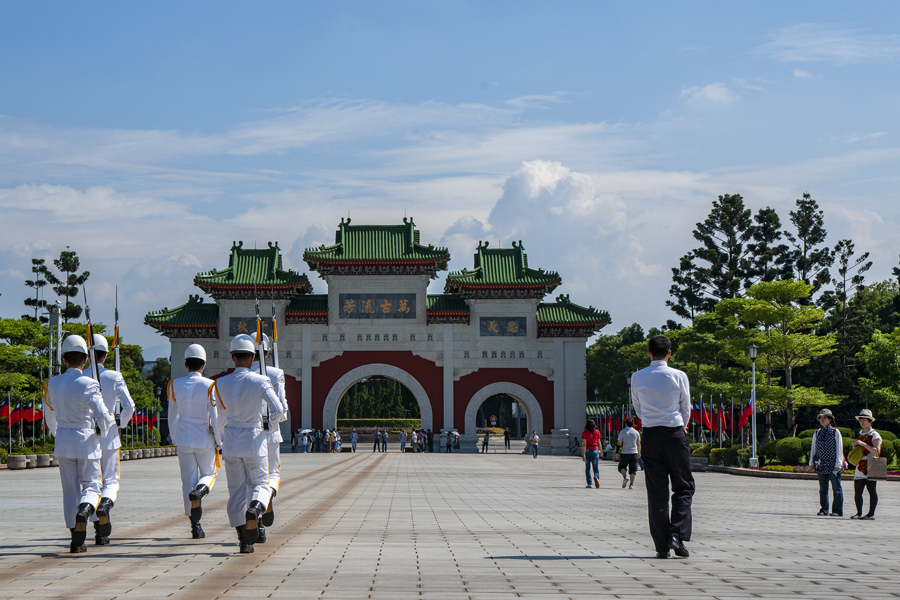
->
[27, 401, 43, 423]
[133, 409, 145, 425]
[739, 400, 754, 430]
[148, 413, 158, 430]
[634, 417, 642, 430]
[700, 399, 712, 429]
[21, 400, 34, 422]
[0, 397, 9, 420]
[718, 401, 727, 434]
[9, 400, 24, 425]
[690, 402, 700, 424]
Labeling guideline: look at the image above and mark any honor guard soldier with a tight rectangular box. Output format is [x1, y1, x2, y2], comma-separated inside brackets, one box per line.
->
[44, 335, 116, 553]
[210, 334, 285, 553]
[251, 333, 289, 538]
[168, 344, 222, 539]
[87, 334, 135, 545]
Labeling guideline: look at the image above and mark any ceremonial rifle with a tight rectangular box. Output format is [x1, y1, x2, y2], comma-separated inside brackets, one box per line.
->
[112, 287, 122, 420]
[271, 282, 280, 369]
[82, 286, 101, 388]
[254, 283, 269, 431]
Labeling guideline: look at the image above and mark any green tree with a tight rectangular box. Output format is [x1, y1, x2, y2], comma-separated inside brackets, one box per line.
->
[585, 323, 645, 406]
[23, 258, 49, 323]
[784, 193, 833, 302]
[666, 253, 706, 324]
[748, 207, 791, 284]
[719, 280, 836, 435]
[43, 248, 90, 323]
[857, 327, 900, 420]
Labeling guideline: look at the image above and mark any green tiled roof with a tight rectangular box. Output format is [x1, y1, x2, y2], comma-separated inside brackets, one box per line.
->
[445, 241, 561, 292]
[145, 295, 219, 338]
[303, 218, 449, 267]
[286, 295, 329, 314]
[194, 241, 312, 293]
[426, 294, 469, 314]
[536, 295, 610, 326]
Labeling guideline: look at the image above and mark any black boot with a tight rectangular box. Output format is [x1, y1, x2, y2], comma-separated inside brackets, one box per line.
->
[191, 521, 205, 539]
[244, 500, 264, 545]
[72, 503, 94, 550]
[69, 528, 87, 553]
[235, 526, 254, 553]
[95, 497, 114, 538]
[188, 484, 209, 523]
[257, 523, 267, 544]
[262, 490, 275, 527]
[93, 521, 109, 545]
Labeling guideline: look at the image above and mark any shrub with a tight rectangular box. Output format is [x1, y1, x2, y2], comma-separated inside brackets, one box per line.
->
[836, 427, 853, 439]
[723, 446, 739, 467]
[0, 448, 7, 464]
[800, 437, 813, 462]
[737, 448, 751, 467]
[894, 440, 900, 464]
[842, 437, 852, 457]
[760, 441, 778, 460]
[709, 448, 727, 466]
[690, 444, 711, 458]
[798, 429, 817, 438]
[337, 418, 422, 429]
[879, 430, 897, 442]
[775, 437, 804, 466]
[689, 443, 705, 452]
[879, 439, 896, 465]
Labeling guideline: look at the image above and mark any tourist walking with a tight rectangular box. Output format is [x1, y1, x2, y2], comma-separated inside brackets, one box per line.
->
[427, 428, 434, 453]
[529, 431, 539, 458]
[411, 429, 418, 452]
[301, 431, 308, 453]
[167, 344, 222, 540]
[504, 427, 511, 449]
[851, 409, 882, 520]
[481, 430, 489, 453]
[445, 431, 453, 453]
[809, 408, 843, 516]
[581, 420, 601, 488]
[373, 430, 381, 452]
[631, 335, 694, 559]
[351, 428, 358, 452]
[400, 429, 407, 452]
[44, 335, 116, 553]
[617, 418, 641, 490]
[382, 430, 388, 452]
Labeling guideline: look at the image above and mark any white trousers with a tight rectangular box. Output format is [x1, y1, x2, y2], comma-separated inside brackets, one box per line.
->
[267, 442, 281, 494]
[99, 448, 121, 501]
[223, 455, 271, 527]
[177, 447, 218, 517]
[57, 457, 102, 529]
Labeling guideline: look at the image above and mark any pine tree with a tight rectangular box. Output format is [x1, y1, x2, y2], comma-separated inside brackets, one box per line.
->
[23, 258, 49, 322]
[748, 207, 791, 285]
[784, 193, 833, 303]
[666, 252, 708, 323]
[43, 248, 90, 323]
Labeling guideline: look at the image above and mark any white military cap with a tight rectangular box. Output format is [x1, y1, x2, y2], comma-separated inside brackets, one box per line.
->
[184, 344, 207, 361]
[92, 334, 109, 352]
[261, 333, 270, 352]
[62, 335, 88, 355]
[230, 334, 256, 354]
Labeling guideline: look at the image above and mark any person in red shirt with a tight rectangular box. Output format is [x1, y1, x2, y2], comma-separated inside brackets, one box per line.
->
[581, 420, 602, 488]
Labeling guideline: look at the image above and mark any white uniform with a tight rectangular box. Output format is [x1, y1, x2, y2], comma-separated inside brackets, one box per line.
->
[45, 368, 115, 529]
[250, 361, 289, 495]
[93, 365, 135, 505]
[211, 367, 284, 527]
[168, 372, 223, 517]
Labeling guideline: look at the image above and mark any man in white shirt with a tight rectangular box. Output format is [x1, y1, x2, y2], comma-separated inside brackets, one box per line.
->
[631, 335, 694, 559]
[168, 343, 222, 539]
[44, 335, 116, 553]
[211, 334, 285, 554]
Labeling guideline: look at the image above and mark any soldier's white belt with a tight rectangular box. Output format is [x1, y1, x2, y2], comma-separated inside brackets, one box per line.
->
[178, 415, 209, 425]
[57, 421, 95, 429]
[225, 421, 260, 429]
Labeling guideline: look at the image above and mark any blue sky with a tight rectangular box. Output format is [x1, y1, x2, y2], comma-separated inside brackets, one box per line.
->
[1, 2, 899, 357]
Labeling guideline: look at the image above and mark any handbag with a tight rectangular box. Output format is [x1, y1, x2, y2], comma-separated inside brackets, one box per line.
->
[867, 456, 888, 481]
[847, 445, 864, 466]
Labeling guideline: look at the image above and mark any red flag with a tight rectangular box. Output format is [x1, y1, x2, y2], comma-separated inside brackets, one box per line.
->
[701, 399, 711, 429]
[0, 397, 9, 419]
[718, 401, 726, 434]
[739, 401, 753, 429]
[9, 401, 23, 425]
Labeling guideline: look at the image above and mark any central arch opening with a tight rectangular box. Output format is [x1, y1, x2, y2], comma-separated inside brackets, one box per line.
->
[338, 376, 421, 421]
[475, 394, 527, 439]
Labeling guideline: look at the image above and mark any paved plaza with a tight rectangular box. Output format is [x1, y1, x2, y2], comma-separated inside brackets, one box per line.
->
[1, 449, 898, 600]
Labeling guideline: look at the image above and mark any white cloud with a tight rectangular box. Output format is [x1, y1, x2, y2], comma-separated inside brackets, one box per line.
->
[681, 83, 739, 106]
[761, 23, 900, 65]
[793, 69, 813, 78]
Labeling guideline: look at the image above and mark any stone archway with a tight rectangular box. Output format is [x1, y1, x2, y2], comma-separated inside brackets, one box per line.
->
[322, 363, 434, 431]
[463, 382, 544, 438]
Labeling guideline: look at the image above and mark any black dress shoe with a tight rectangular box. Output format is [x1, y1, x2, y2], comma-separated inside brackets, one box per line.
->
[69, 528, 87, 553]
[655, 551, 670, 559]
[262, 495, 275, 527]
[244, 500, 265, 545]
[189, 484, 209, 523]
[93, 522, 109, 545]
[72, 503, 95, 549]
[191, 522, 205, 539]
[95, 497, 114, 537]
[257, 523, 267, 544]
[667, 535, 690, 558]
[235, 526, 254, 553]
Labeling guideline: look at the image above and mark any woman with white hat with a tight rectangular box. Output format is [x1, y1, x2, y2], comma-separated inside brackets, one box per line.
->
[850, 409, 882, 520]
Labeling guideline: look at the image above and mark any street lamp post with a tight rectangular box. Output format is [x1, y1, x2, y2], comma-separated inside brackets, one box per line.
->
[747, 343, 759, 467]
[626, 376, 632, 418]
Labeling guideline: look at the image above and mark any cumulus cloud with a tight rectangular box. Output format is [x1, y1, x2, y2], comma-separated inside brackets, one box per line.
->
[761, 24, 900, 65]
[681, 83, 739, 106]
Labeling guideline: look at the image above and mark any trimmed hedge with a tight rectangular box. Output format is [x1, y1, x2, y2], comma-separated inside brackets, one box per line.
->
[799, 429, 817, 438]
[879, 439, 896, 465]
[0, 448, 6, 464]
[709, 448, 727, 466]
[337, 418, 422, 429]
[879, 430, 897, 442]
[800, 437, 813, 459]
[691, 444, 711, 458]
[775, 437, 804, 466]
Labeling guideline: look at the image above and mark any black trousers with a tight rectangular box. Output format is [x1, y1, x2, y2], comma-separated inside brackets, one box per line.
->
[854, 479, 878, 516]
[642, 426, 695, 552]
